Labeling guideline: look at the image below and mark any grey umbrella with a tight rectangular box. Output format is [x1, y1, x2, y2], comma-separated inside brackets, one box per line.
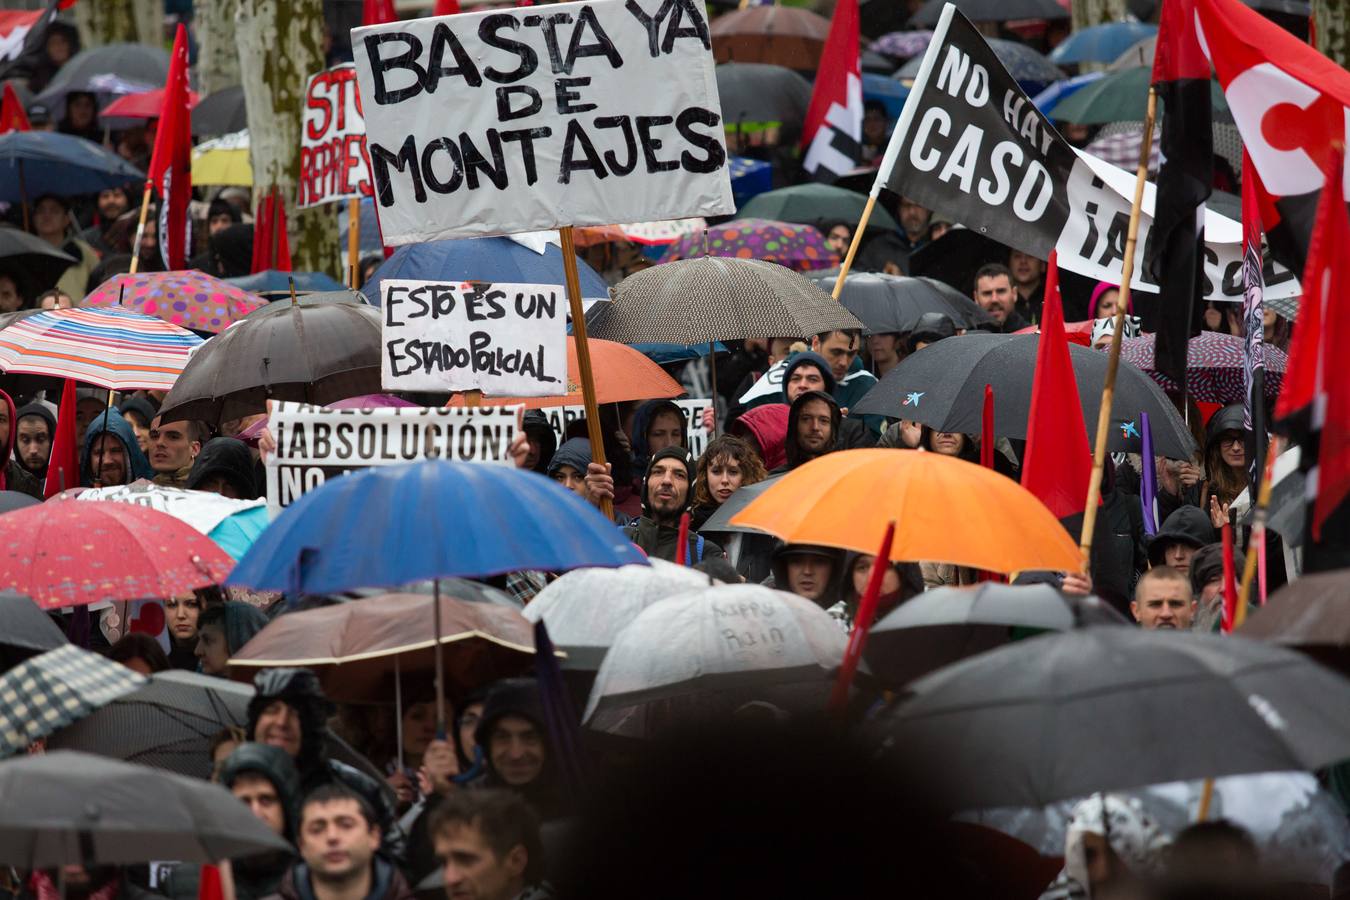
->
[697, 475, 783, 535]
[876, 626, 1350, 811]
[809, 272, 992, 334]
[191, 85, 247, 137]
[34, 43, 171, 111]
[0, 645, 145, 758]
[0, 591, 66, 673]
[715, 62, 812, 134]
[0, 750, 290, 867]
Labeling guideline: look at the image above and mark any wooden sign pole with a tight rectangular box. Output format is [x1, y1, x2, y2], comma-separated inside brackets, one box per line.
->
[128, 180, 154, 275]
[558, 226, 613, 521]
[347, 197, 361, 288]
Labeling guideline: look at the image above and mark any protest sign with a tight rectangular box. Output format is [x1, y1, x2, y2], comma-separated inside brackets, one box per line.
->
[876, 8, 1298, 302]
[265, 402, 521, 513]
[73, 483, 265, 535]
[545, 397, 711, 458]
[349, 0, 735, 243]
[381, 279, 568, 395]
[299, 64, 374, 209]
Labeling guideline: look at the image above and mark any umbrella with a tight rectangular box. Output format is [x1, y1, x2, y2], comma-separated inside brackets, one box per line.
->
[0, 229, 75, 300]
[0, 750, 291, 867]
[869, 30, 934, 61]
[1049, 67, 1231, 125]
[729, 155, 774, 206]
[813, 272, 993, 334]
[227, 269, 347, 296]
[896, 37, 1064, 94]
[0, 645, 146, 757]
[1110, 34, 1155, 70]
[587, 257, 863, 345]
[155, 298, 382, 425]
[1030, 71, 1107, 113]
[81, 271, 266, 333]
[0, 492, 38, 515]
[573, 219, 708, 249]
[875, 626, 1350, 810]
[68, 481, 269, 559]
[1084, 124, 1161, 173]
[191, 85, 247, 137]
[191, 129, 251, 186]
[1048, 22, 1158, 65]
[228, 459, 648, 595]
[349, 577, 526, 609]
[0, 131, 144, 203]
[32, 43, 170, 110]
[709, 6, 830, 70]
[730, 449, 1083, 574]
[1114, 331, 1287, 404]
[227, 592, 539, 702]
[908, 0, 1069, 26]
[100, 86, 200, 120]
[0, 307, 203, 391]
[0, 502, 234, 610]
[444, 336, 684, 409]
[850, 332, 1199, 458]
[657, 219, 840, 272]
[583, 584, 847, 739]
[362, 236, 609, 308]
[522, 560, 710, 669]
[715, 62, 813, 137]
[238, 289, 367, 319]
[861, 73, 912, 119]
[864, 583, 1128, 686]
[1238, 569, 1350, 672]
[0, 591, 66, 672]
[738, 184, 901, 233]
[697, 475, 783, 535]
[907, 227, 1014, 294]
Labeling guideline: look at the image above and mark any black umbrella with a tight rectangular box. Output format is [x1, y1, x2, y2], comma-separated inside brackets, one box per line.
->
[0, 750, 291, 867]
[906, 228, 1011, 296]
[909, 0, 1069, 26]
[0, 591, 65, 673]
[811, 272, 992, 334]
[850, 332, 1198, 458]
[1238, 568, 1350, 675]
[864, 583, 1127, 686]
[697, 475, 783, 534]
[715, 62, 812, 135]
[33, 43, 171, 111]
[191, 85, 247, 137]
[0, 230, 75, 299]
[240, 289, 369, 319]
[157, 297, 383, 425]
[0, 491, 40, 515]
[875, 626, 1350, 811]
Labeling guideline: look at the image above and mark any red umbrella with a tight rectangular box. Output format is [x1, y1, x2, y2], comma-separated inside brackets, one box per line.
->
[0, 502, 234, 610]
[101, 88, 200, 121]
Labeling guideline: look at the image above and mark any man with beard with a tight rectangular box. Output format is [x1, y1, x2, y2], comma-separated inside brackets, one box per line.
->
[617, 447, 723, 563]
[1130, 566, 1195, 630]
[13, 402, 55, 486]
[972, 263, 1027, 333]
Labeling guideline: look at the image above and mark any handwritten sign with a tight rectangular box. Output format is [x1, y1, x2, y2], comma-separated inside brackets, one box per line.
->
[544, 397, 710, 458]
[299, 64, 374, 209]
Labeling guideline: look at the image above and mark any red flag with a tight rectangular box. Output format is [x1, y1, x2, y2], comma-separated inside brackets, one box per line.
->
[0, 83, 29, 134]
[43, 379, 79, 498]
[979, 385, 994, 469]
[433, 0, 460, 13]
[1019, 251, 1093, 519]
[250, 189, 292, 273]
[1220, 521, 1238, 633]
[197, 865, 223, 900]
[147, 24, 192, 270]
[362, 0, 398, 25]
[829, 521, 894, 717]
[799, 0, 861, 180]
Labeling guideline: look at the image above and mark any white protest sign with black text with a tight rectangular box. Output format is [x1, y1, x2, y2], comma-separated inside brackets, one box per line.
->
[544, 397, 712, 458]
[266, 402, 521, 513]
[350, 0, 735, 243]
[878, 6, 1297, 302]
[299, 64, 374, 209]
[381, 279, 567, 395]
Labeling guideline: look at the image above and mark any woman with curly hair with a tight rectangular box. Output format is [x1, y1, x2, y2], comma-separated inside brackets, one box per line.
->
[689, 434, 768, 530]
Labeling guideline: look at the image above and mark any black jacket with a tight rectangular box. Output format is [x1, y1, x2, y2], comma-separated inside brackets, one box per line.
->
[279, 858, 411, 900]
[623, 516, 724, 563]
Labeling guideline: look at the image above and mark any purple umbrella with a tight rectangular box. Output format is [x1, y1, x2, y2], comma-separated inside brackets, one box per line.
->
[1111, 331, 1287, 404]
[658, 218, 839, 272]
[868, 30, 933, 60]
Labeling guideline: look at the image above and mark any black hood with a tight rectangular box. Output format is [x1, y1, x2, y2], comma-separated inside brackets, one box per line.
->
[473, 678, 560, 805]
[547, 437, 591, 479]
[246, 668, 334, 779]
[187, 437, 260, 499]
[1147, 506, 1216, 566]
[14, 402, 55, 477]
[770, 543, 844, 609]
[640, 445, 696, 517]
[907, 313, 956, 353]
[521, 410, 557, 475]
[220, 742, 302, 843]
[784, 390, 841, 470]
[1203, 403, 1246, 456]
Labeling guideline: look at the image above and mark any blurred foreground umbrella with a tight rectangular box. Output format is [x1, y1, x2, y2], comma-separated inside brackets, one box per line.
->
[876, 627, 1350, 810]
[82, 271, 265, 333]
[68, 481, 268, 560]
[523, 560, 710, 669]
[0, 751, 290, 866]
[1049, 67, 1230, 125]
[715, 62, 812, 136]
[0, 645, 145, 757]
[738, 183, 900, 233]
[583, 584, 846, 739]
[1238, 568, 1350, 674]
[0, 592, 66, 673]
[814, 272, 991, 333]
[0, 230, 75, 299]
[32, 43, 169, 109]
[1048, 21, 1157, 65]
[0, 131, 144, 203]
[191, 129, 251, 186]
[709, 6, 830, 69]
[191, 85, 247, 137]
[0, 492, 39, 514]
[1114, 331, 1287, 404]
[908, 0, 1068, 26]
[731, 449, 1082, 574]
[658, 219, 838, 272]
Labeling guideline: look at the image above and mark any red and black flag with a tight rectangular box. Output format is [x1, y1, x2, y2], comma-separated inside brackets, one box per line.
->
[147, 23, 193, 270]
[1144, 0, 1210, 399]
[800, 0, 862, 181]
[1241, 152, 1267, 497]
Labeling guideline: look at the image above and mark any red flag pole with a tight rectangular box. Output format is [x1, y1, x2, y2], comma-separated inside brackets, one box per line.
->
[829, 521, 895, 717]
[674, 511, 691, 566]
[1220, 520, 1238, 633]
[980, 384, 994, 469]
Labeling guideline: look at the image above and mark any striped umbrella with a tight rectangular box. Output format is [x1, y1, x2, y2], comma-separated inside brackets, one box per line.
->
[0, 308, 203, 391]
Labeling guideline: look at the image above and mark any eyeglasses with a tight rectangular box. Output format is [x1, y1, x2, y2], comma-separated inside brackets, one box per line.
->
[1219, 435, 1245, 448]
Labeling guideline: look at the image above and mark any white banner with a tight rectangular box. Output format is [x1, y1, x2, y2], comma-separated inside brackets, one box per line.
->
[298, 64, 374, 209]
[266, 402, 521, 513]
[381, 279, 568, 395]
[350, 0, 735, 243]
[73, 482, 264, 534]
[545, 397, 712, 459]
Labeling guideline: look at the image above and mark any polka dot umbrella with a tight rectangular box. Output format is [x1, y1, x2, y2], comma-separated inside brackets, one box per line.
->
[1112, 331, 1287, 404]
[81, 271, 265, 334]
[657, 218, 839, 272]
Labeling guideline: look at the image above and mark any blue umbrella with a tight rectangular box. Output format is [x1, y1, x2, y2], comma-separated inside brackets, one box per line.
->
[1031, 71, 1107, 114]
[0, 132, 144, 204]
[1048, 22, 1157, 66]
[208, 506, 270, 560]
[728, 156, 773, 208]
[862, 73, 911, 121]
[228, 459, 647, 594]
[227, 270, 346, 295]
[362, 237, 610, 307]
[633, 341, 728, 365]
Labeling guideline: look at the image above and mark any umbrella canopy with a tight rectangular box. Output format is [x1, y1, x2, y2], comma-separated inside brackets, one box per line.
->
[0, 750, 291, 867]
[906, 227, 1014, 294]
[697, 475, 783, 535]
[865, 583, 1128, 686]
[0, 502, 233, 610]
[228, 459, 648, 595]
[81, 271, 265, 333]
[238, 289, 367, 319]
[32, 43, 169, 110]
[875, 626, 1350, 810]
[715, 62, 812, 136]
[869, 30, 935, 61]
[573, 219, 708, 249]
[156, 298, 382, 425]
[191, 85, 247, 137]
[100, 86, 200, 120]
[850, 332, 1198, 458]
[0, 591, 66, 672]
[1048, 21, 1158, 65]
[1049, 67, 1231, 125]
[1110, 35, 1155, 70]
[738, 183, 901, 233]
[0, 229, 75, 301]
[813, 272, 992, 334]
[68, 481, 268, 559]
[1030, 71, 1107, 113]
[0, 645, 146, 758]
[227, 269, 347, 296]
[0, 307, 203, 391]
[1084, 124, 1160, 173]
[444, 336, 684, 409]
[657, 219, 839, 272]
[1238, 569, 1350, 671]
[0, 131, 144, 203]
[709, 6, 830, 69]
[908, 0, 1068, 26]
[227, 592, 539, 702]
[587, 257, 862, 345]
[1114, 331, 1287, 404]
[191, 129, 251, 186]
[584, 584, 846, 738]
[896, 35, 1064, 93]
[522, 560, 710, 669]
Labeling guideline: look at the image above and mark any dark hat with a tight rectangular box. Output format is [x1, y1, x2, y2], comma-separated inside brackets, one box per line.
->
[1146, 506, 1215, 567]
[641, 445, 696, 516]
[1188, 542, 1243, 597]
[781, 351, 837, 400]
[907, 312, 956, 354]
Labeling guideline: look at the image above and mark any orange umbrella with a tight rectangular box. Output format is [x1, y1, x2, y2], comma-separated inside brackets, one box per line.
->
[446, 336, 684, 409]
[730, 449, 1083, 574]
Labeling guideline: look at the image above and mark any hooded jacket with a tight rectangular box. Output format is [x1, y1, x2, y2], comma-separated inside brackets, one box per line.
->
[279, 857, 412, 900]
[779, 390, 841, 473]
[780, 352, 837, 399]
[3, 394, 44, 498]
[118, 396, 157, 430]
[1203, 402, 1249, 507]
[187, 437, 260, 499]
[622, 446, 723, 563]
[546, 438, 591, 478]
[80, 408, 153, 487]
[14, 401, 56, 483]
[629, 399, 688, 472]
[1146, 506, 1216, 567]
[215, 601, 271, 657]
[779, 355, 876, 454]
[472, 678, 568, 821]
[729, 404, 789, 471]
[521, 410, 558, 475]
[221, 742, 303, 842]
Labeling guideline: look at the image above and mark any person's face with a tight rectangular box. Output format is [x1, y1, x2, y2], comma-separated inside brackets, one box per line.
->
[17, 418, 51, 471]
[862, 108, 887, 142]
[75, 398, 105, 443]
[123, 410, 151, 453]
[435, 821, 527, 900]
[647, 457, 689, 517]
[39, 291, 72, 310]
[974, 275, 1016, 324]
[254, 700, 303, 758]
[705, 454, 744, 505]
[196, 473, 241, 499]
[549, 464, 586, 497]
[521, 433, 542, 470]
[1095, 288, 1121, 319]
[208, 212, 234, 236]
[1132, 578, 1195, 629]
[1164, 542, 1197, 575]
[403, 700, 440, 757]
[1219, 431, 1245, 469]
[194, 623, 230, 675]
[1008, 251, 1044, 286]
[232, 773, 286, 836]
[796, 398, 834, 454]
[851, 554, 900, 599]
[34, 198, 66, 240]
[825, 224, 851, 254]
[646, 411, 684, 455]
[488, 715, 545, 787]
[46, 32, 72, 64]
[898, 198, 931, 241]
[299, 799, 379, 882]
[930, 431, 965, 456]
[148, 418, 200, 473]
[785, 554, 832, 602]
[140, 217, 158, 256]
[66, 94, 95, 128]
[1200, 573, 1224, 609]
[785, 363, 827, 403]
[457, 701, 484, 764]
[1262, 307, 1277, 328]
[165, 593, 201, 641]
[813, 332, 858, 382]
[0, 276, 21, 312]
[767, 338, 796, 366]
[867, 333, 902, 365]
[89, 433, 128, 486]
[0, 405, 10, 448]
[97, 189, 128, 220]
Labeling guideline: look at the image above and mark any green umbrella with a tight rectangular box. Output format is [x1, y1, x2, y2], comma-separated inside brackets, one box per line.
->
[737, 183, 901, 233]
[1048, 66, 1231, 125]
